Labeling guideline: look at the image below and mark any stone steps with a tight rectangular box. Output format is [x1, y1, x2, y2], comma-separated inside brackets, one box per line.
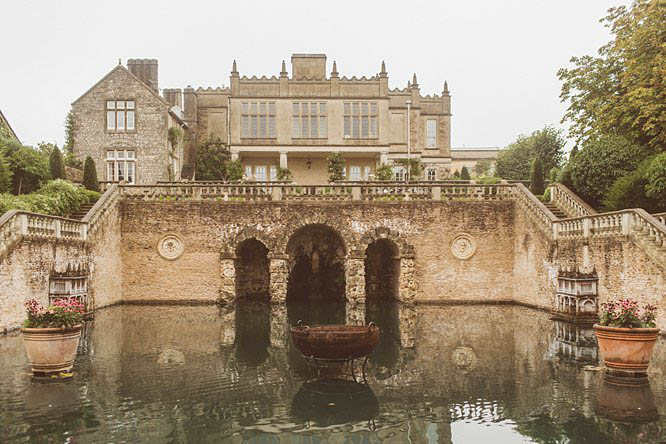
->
[543, 202, 568, 220]
[70, 202, 96, 220]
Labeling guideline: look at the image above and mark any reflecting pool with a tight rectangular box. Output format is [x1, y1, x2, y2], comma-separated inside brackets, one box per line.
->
[1, 302, 665, 443]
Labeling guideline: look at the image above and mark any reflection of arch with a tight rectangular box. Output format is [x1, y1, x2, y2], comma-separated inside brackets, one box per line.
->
[235, 238, 270, 301]
[286, 224, 347, 302]
[234, 301, 271, 366]
[364, 238, 400, 300]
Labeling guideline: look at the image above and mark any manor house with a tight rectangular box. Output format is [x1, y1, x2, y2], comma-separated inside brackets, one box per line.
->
[71, 55, 453, 185]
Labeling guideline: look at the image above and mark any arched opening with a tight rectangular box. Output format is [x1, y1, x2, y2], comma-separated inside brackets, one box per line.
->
[286, 224, 347, 304]
[364, 239, 400, 300]
[235, 238, 270, 301]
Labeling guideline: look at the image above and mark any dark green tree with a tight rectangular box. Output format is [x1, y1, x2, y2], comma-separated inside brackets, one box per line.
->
[64, 110, 74, 153]
[460, 166, 471, 180]
[83, 156, 100, 192]
[195, 137, 230, 180]
[603, 157, 665, 212]
[569, 135, 648, 207]
[645, 153, 666, 203]
[529, 157, 545, 195]
[558, 0, 666, 152]
[49, 147, 66, 180]
[569, 145, 579, 160]
[225, 159, 243, 181]
[0, 137, 50, 194]
[326, 152, 346, 182]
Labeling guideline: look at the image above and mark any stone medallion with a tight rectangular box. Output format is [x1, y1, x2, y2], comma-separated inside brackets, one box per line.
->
[452, 346, 477, 372]
[158, 234, 185, 260]
[451, 233, 476, 260]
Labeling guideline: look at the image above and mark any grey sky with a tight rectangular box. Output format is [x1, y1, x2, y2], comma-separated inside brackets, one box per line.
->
[1, 0, 625, 149]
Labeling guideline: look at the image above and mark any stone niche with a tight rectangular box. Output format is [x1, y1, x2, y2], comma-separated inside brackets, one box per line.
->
[553, 267, 598, 323]
[49, 264, 90, 312]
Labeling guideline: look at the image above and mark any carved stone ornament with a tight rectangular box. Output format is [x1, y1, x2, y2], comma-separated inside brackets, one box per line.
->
[452, 346, 477, 372]
[451, 233, 476, 260]
[158, 234, 185, 260]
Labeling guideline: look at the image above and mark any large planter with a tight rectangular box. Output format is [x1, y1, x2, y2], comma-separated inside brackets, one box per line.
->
[21, 325, 83, 374]
[593, 324, 660, 374]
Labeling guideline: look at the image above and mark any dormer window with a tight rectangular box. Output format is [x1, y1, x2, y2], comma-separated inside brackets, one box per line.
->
[107, 100, 135, 131]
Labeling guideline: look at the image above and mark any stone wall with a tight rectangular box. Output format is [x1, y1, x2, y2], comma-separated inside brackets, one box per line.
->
[87, 200, 123, 310]
[119, 200, 516, 305]
[0, 239, 88, 332]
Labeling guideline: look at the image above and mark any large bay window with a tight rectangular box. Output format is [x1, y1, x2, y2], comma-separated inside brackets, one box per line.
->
[292, 102, 327, 138]
[106, 100, 135, 131]
[106, 150, 135, 183]
[241, 102, 276, 138]
[343, 102, 377, 139]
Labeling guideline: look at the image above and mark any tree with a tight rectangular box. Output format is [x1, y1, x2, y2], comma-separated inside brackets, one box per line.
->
[645, 153, 666, 203]
[0, 137, 50, 194]
[569, 135, 648, 208]
[326, 152, 346, 182]
[529, 157, 545, 195]
[558, 0, 666, 152]
[460, 166, 471, 180]
[195, 137, 230, 181]
[63, 110, 74, 153]
[226, 159, 243, 182]
[0, 151, 12, 194]
[603, 157, 664, 212]
[49, 147, 66, 180]
[569, 145, 579, 160]
[394, 158, 423, 180]
[375, 164, 394, 181]
[473, 159, 492, 176]
[83, 156, 100, 192]
[496, 126, 565, 180]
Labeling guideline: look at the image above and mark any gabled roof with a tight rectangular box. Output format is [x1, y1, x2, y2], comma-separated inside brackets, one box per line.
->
[0, 108, 20, 142]
[71, 63, 170, 107]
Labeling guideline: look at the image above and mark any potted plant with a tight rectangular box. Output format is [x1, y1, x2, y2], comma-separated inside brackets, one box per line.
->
[594, 299, 659, 375]
[21, 298, 85, 375]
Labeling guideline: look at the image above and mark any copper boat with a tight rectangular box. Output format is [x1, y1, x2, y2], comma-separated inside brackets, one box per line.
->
[290, 321, 380, 360]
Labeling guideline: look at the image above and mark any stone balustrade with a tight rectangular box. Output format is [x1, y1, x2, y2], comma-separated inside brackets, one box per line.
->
[549, 183, 597, 218]
[83, 184, 121, 235]
[512, 183, 558, 235]
[654, 212, 666, 227]
[0, 210, 87, 258]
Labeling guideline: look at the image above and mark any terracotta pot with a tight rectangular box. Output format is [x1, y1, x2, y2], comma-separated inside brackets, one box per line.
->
[593, 324, 659, 374]
[596, 374, 658, 424]
[20, 325, 82, 374]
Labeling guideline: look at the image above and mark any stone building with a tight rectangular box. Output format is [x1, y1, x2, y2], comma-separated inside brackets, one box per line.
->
[450, 147, 500, 176]
[71, 60, 187, 185]
[0, 108, 20, 141]
[71, 55, 454, 185]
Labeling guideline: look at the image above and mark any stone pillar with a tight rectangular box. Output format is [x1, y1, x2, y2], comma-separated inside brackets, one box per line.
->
[279, 151, 288, 169]
[219, 306, 235, 346]
[270, 304, 288, 347]
[398, 304, 417, 348]
[345, 255, 366, 305]
[398, 255, 417, 303]
[345, 301, 366, 326]
[219, 253, 236, 304]
[269, 254, 289, 303]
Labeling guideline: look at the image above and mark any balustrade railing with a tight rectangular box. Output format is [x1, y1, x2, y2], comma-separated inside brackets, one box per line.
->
[654, 212, 666, 227]
[83, 184, 121, 234]
[548, 184, 597, 218]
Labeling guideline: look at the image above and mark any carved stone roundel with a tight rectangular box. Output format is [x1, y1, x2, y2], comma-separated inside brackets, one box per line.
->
[451, 233, 476, 260]
[158, 234, 185, 260]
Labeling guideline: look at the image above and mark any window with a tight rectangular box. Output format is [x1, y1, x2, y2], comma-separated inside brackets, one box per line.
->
[426, 119, 437, 148]
[255, 165, 267, 182]
[343, 102, 377, 139]
[244, 165, 252, 179]
[106, 100, 135, 131]
[364, 166, 371, 180]
[427, 168, 437, 181]
[106, 150, 135, 183]
[393, 166, 406, 182]
[349, 166, 361, 181]
[292, 102, 327, 138]
[241, 102, 276, 138]
[270, 165, 278, 181]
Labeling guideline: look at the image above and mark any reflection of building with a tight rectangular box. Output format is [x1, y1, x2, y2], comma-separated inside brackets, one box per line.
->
[548, 321, 598, 364]
[553, 268, 598, 323]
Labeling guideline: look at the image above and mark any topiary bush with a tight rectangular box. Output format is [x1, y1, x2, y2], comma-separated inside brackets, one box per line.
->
[82, 156, 100, 192]
[49, 148, 66, 180]
[460, 166, 471, 180]
[529, 157, 545, 195]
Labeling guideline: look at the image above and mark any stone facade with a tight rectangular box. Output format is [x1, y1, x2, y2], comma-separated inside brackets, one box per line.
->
[71, 62, 186, 185]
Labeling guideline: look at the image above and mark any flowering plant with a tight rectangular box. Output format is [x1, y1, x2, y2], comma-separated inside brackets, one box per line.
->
[599, 299, 657, 328]
[23, 298, 85, 328]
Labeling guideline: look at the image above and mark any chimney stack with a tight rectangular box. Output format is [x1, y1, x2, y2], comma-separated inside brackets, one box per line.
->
[127, 59, 159, 93]
[163, 88, 183, 108]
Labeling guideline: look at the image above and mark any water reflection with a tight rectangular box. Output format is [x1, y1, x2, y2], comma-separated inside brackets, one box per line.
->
[0, 303, 664, 442]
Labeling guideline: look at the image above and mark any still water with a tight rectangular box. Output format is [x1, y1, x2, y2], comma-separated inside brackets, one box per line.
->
[1, 302, 665, 443]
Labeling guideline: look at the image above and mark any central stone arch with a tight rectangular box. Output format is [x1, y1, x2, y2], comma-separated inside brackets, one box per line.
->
[285, 224, 347, 302]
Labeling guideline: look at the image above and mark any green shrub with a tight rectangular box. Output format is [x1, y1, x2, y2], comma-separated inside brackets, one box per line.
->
[645, 153, 666, 202]
[478, 176, 500, 185]
[460, 166, 471, 180]
[0, 179, 99, 217]
[225, 159, 243, 182]
[82, 156, 100, 192]
[326, 152, 345, 182]
[277, 167, 292, 181]
[375, 164, 394, 181]
[0, 151, 12, 194]
[602, 158, 665, 212]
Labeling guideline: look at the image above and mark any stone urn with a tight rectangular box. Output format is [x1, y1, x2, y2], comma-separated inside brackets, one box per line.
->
[21, 325, 83, 375]
[593, 325, 660, 375]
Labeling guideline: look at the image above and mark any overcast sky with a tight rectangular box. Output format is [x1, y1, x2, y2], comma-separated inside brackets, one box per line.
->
[1, 0, 626, 150]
